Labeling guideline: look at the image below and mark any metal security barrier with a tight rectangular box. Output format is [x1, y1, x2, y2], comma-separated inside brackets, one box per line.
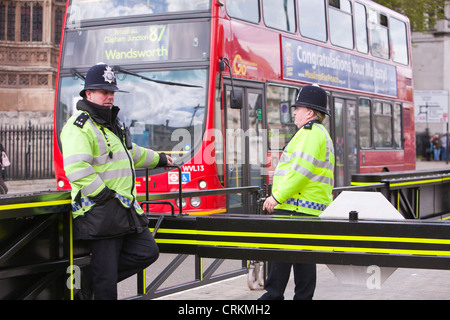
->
[0, 186, 261, 300]
[351, 168, 450, 220]
[1, 168, 450, 299]
[0, 192, 75, 299]
[149, 213, 450, 271]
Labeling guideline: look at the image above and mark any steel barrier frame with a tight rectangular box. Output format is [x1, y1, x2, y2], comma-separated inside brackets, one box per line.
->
[0, 192, 72, 299]
[351, 168, 450, 220]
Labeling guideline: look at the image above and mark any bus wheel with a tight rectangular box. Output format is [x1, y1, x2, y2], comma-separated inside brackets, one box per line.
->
[247, 261, 265, 290]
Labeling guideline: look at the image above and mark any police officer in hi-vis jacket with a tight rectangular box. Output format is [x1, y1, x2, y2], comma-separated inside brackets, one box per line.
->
[61, 63, 173, 299]
[260, 84, 335, 300]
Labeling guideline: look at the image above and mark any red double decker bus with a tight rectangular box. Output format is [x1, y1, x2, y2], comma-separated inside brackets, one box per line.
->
[54, 0, 415, 214]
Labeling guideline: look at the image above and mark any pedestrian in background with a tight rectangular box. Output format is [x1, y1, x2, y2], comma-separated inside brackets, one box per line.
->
[431, 134, 441, 161]
[440, 133, 448, 161]
[0, 142, 9, 194]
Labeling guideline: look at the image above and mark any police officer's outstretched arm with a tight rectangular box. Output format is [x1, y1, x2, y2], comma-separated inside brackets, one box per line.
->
[131, 144, 173, 169]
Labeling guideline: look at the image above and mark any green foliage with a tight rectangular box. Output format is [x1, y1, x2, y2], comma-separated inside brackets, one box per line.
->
[373, 0, 447, 31]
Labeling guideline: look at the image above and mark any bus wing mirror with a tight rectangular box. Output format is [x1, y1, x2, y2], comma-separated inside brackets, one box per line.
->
[230, 90, 243, 109]
[220, 57, 242, 109]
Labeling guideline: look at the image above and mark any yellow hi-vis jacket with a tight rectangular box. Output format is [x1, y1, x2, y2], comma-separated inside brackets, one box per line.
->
[271, 121, 335, 216]
[61, 104, 161, 222]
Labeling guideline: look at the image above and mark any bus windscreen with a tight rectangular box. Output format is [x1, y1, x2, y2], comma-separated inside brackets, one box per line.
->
[56, 69, 207, 164]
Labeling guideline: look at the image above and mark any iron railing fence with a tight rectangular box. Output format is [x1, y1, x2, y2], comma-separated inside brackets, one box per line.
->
[0, 122, 54, 180]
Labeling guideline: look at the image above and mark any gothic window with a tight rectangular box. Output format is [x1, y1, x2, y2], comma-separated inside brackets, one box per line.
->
[21, 3, 30, 41]
[32, 3, 42, 41]
[0, 3, 5, 40]
[55, 8, 63, 44]
[7, 3, 14, 41]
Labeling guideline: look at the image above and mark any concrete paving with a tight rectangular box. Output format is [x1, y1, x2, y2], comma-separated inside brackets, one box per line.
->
[2, 178, 56, 195]
[155, 265, 450, 300]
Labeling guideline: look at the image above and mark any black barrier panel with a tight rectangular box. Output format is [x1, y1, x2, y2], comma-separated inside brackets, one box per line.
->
[0, 191, 90, 300]
[0, 213, 68, 299]
[150, 214, 450, 271]
[351, 169, 450, 219]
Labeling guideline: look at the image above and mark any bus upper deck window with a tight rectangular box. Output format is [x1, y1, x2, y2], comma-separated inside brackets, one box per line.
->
[354, 2, 368, 54]
[67, 0, 210, 22]
[368, 9, 389, 60]
[329, 0, 354, 49]
[262, 0, 296, 33]
[390, 17, 409, 65]
[298, 0, 327, 42]
[225, 0, 260, 23]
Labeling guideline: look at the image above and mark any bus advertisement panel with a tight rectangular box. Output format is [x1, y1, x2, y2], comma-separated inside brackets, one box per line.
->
[282, 37, 398, 97]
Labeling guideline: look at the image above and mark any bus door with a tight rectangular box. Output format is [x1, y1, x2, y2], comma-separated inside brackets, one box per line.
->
[225, 84, 266, 213]
[333, 97, 358, 187]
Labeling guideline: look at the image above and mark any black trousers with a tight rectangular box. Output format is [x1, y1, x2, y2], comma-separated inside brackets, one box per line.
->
[87, 228, 159, 300]
[259, 261, 316, 300]
[259, 209, 317, 300]
[0, 176, 7, 194]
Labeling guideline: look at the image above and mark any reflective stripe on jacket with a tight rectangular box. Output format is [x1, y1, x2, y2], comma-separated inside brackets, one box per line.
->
[61, 111, 160, 219]
[271, 123, 335, 216]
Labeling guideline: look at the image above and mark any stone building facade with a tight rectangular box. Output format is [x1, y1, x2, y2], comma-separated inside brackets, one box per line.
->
[0, 0, 66, 126]
[412, 5, 450, 136]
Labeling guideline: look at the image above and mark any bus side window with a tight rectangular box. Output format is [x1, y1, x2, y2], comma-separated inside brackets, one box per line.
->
[266, 85, 297, 150]
[354, 2, 369, 54]
[393, 103, 403, 148]
[262, 0, 296, 33]
[368, 9, 389, 60]
[298, 0, 327, 42]
[390, 17, 409, 65]
[225, 0, 260, 23]
[358, 98, 372, 149]
[373, 101, 393, 148]
[329, 0, 354, 49]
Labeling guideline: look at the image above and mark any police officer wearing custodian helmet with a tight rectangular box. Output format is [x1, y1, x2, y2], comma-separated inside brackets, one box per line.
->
[259, 84, 335, 300]
[61, 63, 173, 299]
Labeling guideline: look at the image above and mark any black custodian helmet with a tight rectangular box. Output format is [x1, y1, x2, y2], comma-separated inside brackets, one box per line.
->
[292, 84, 330, 116]
[79, 63, 127, 97]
